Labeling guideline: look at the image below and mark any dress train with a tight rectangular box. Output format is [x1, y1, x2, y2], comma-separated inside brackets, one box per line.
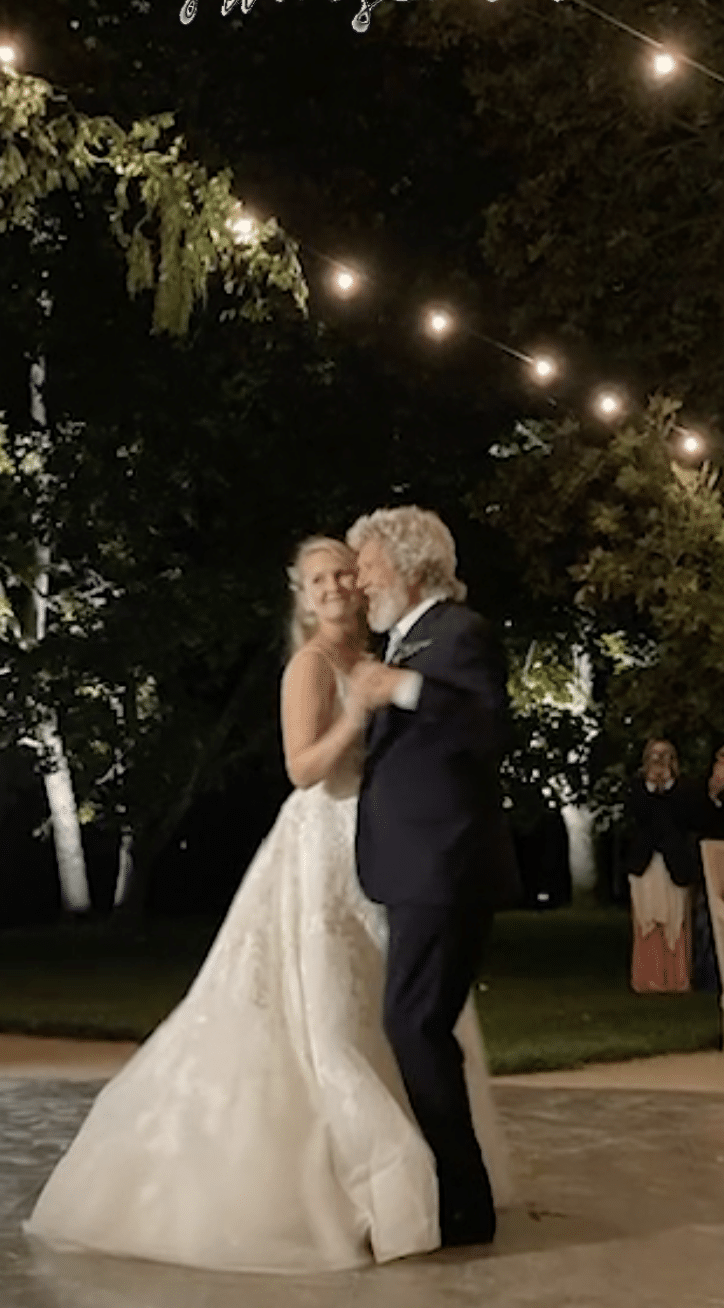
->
[26, 777, 512, 1272]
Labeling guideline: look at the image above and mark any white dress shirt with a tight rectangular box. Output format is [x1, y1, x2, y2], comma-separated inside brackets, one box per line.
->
[386, 594, 445, 712]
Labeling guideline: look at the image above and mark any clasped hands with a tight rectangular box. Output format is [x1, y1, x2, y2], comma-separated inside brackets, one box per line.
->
[347, 657, 406, 715]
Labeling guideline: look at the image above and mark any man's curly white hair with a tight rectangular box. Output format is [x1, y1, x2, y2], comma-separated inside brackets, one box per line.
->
[347, 506, 467, 602]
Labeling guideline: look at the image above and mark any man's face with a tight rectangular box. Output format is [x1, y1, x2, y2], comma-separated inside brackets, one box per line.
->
[645, 742, 674, 789]
[355, 537, 414, 633]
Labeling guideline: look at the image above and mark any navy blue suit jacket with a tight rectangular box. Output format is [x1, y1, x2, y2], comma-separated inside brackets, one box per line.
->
[356, 601, 522, 909]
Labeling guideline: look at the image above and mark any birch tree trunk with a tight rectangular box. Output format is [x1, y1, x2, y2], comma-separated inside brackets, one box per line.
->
[29, 357, 91, 912]
[36, 717, 91, 911]
[113, 827, 134, 908]
[562, 649, 597, 890]
[562, 803, 597, 892]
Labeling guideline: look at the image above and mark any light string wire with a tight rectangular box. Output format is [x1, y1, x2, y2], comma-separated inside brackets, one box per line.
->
[302, 237, 541, 367]
[559, 0, 724, 86]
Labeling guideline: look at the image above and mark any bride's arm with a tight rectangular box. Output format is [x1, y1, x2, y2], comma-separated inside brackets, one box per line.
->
[281, 648, 367, 789]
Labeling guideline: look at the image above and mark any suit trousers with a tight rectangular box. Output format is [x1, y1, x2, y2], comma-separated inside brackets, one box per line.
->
[383, 899, 495, 1241]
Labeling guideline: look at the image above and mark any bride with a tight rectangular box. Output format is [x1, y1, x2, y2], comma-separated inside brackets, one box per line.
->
[25, 536, 512, 1274]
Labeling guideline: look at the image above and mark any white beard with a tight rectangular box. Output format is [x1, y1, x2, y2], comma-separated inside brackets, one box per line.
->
[366, 581, 409, 634]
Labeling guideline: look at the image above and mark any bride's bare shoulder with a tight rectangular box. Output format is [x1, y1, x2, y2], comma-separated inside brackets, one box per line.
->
[282, 643, 337, 698]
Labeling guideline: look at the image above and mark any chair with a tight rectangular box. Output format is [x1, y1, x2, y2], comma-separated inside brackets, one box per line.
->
[700, 840, 724, 1050]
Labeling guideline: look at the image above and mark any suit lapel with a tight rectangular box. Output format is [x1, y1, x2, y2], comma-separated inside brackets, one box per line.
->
[390, 600, 448, 665]
[364, 601, 450, 764]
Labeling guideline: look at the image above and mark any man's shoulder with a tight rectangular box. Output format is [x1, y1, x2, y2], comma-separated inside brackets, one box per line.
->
[425, 600, 488, 636]
[418, 603, 505, 679]
[426, 602, 500, 659]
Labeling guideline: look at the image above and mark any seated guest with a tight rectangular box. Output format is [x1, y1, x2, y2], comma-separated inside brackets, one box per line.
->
[624, 739, 697, 993]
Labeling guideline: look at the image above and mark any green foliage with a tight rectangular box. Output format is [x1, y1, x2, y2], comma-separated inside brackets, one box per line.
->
[501, 636, 599, 826]
[470, 395, 724, 794]
[0, 68, 306, 335]
[399, 0, 724, 426]
[0, 61, 513, 901]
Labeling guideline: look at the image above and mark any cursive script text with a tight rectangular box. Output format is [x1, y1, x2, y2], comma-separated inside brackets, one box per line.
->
[179, 0, 406, 35]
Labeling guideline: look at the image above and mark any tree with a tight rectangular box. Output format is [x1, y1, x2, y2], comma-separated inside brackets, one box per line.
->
[1, 63, 520, 917]
[0, 0, 520, 415]
[468, 395, 724, 814]
[400, 0, 724, 429]
[0, 66, 307, 912]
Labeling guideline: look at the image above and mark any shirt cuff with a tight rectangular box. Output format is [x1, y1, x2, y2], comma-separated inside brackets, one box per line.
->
[391, 670, 423, 711]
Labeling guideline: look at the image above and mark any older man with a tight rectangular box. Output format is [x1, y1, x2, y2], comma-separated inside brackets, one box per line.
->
[347, 506, 520, 1248]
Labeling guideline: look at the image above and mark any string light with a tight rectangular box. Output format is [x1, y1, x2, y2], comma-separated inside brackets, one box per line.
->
[557, 0, 724, 87]
[531, 355, 557, 382]
[2, 28, 713, 448]
[653, 51, 677, 79]
[212, 10, 718, 441]
[677, 428, 705, 457]
[426, 309, 453, 337]
[594, 389, 624, 420]
[226, 207, 257, 242]
[313, 250, 633, 423]
[330, 266, 359, 296]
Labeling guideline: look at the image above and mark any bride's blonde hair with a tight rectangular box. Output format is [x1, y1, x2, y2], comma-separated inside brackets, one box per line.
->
[287, 536, 366, 654]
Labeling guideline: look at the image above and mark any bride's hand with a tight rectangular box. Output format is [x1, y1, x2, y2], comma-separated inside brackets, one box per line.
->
[348, 659, 405, 712]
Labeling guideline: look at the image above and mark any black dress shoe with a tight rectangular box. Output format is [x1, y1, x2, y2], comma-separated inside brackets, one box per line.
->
[440, 1209, 496, 1248]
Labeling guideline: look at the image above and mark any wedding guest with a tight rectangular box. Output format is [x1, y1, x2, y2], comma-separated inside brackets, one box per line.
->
[689, 743, 724, 837]
[681, 742, 724, 993]
[624, 739, 697, 993]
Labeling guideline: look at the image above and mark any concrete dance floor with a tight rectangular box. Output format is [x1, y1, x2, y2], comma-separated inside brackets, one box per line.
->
[1, 1038, 723, 1308]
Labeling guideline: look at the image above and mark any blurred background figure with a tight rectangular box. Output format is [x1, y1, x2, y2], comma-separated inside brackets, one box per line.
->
[511, 785, 572, 911]
[681, 742, 724, 993]
[624, 739, 698, 994]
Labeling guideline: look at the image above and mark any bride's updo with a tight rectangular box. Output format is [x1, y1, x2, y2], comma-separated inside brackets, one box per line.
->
[287, 536, 363, 654]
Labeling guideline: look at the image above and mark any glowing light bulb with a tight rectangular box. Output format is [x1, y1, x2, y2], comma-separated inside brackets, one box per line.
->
[227, 208, 257, 242]
[653, 51, 677, 77]
[333, 268, 357, 295]
[595, 389, 623, 419]
[0, 44, 16, 66]
[532, 355, 556, 381]
[427, 310, 452, 336]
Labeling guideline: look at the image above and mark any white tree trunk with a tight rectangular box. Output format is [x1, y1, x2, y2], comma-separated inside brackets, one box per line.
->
[37, 717, 91, 912]
[562, 804, 597, 891]
[30, 356, 91, 912]
[113, 827, 134, 908]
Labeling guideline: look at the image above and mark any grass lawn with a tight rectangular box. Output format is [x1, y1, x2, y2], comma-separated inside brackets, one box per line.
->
[0, 903, 719, 1074]
[478, 905, 720, 1072]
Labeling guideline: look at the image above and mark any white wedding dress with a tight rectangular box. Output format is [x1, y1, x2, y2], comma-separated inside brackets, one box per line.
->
[26, 678, 512, 1275]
